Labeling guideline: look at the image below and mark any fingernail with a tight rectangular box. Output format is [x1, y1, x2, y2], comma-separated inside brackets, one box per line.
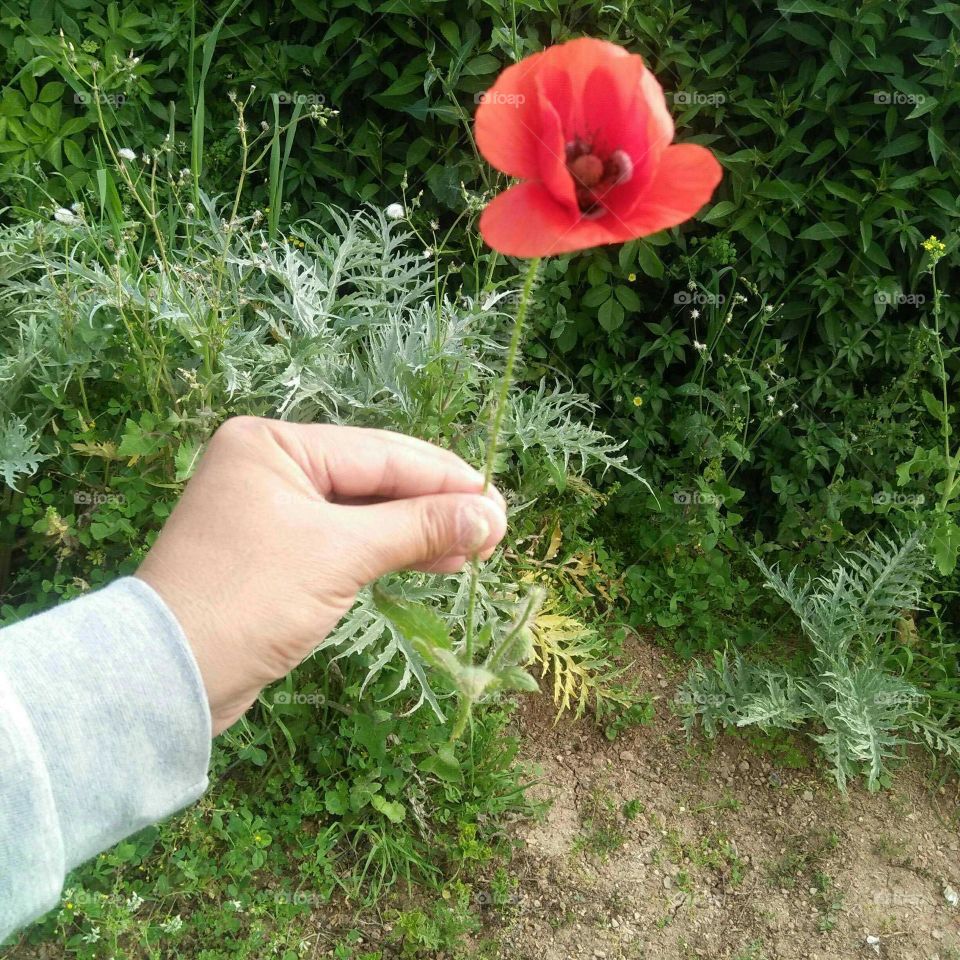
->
[487, 485, 507, 514]
[459, 498, 503, 552]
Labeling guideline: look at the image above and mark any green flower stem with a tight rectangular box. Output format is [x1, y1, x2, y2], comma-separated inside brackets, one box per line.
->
[449, 697, 473, 744]
[463, 256, 541, 665]
[926, 261, 958, 511]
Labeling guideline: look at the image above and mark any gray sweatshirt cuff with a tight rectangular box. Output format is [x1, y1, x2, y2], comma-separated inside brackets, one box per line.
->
[0, 576, 211, 940]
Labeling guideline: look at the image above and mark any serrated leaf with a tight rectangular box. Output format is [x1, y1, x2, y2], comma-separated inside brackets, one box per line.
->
[371, 583, 452, 666]
[174, 440, 203, 482]
[0, 416, 46, 491]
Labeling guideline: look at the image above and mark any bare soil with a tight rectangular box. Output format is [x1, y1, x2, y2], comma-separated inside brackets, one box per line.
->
[479, 640, 960, 960]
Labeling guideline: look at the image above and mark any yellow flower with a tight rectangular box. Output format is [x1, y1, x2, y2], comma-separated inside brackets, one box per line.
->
[627, 272, 637, 282]
[632, 396, 643, 407]
[922, 235, 946, 256]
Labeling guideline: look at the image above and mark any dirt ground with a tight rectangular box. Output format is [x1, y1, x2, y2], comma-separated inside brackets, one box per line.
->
[478, 640, 960, 960]
[7, 639, 958, 960]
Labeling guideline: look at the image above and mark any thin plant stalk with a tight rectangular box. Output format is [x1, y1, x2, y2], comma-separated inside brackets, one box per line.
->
[463, 256, 540, 662]
[929, 267, 957, 510]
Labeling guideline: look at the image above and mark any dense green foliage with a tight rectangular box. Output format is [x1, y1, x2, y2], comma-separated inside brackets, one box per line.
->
[681, 531, 960, 790]
[1, 0, 959, 955]
[4, 0, 959, 630]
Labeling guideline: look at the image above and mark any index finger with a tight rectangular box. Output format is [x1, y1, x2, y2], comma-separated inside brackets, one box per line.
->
[273, 423, 505, 507]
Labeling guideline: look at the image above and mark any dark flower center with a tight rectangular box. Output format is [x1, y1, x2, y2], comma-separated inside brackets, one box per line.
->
[565, 138, 634, 216]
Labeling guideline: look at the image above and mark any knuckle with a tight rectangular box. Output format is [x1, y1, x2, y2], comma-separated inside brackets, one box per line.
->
[418, 498, 455, 558]
[212, 415, 266, 451]
[217, 415, 260, 438]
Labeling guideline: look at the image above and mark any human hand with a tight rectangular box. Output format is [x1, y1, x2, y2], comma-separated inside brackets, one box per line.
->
[136, 417, 507, 735]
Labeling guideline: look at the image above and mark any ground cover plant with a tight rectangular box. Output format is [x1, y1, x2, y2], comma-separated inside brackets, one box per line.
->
[1, 1, 959, 958]
[0, 63, 648, 955]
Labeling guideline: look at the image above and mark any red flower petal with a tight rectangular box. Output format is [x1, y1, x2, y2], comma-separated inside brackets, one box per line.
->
[474, 51, 546, 179]
[538, 38, 633, 133]
[475, 38, 723, 256]
[613, 143, 723, 237]
[480, 181, 620, 257]
[481, 144, 722, 256]
[535, 86, 577, 210]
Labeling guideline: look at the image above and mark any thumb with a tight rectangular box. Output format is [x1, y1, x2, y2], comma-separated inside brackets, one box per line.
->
[340, 493, 507, 582]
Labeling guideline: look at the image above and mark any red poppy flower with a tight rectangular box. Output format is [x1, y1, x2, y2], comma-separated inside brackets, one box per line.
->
[475, 38, 722, 257]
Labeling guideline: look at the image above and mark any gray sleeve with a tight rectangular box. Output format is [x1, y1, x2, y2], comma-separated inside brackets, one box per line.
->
[0, 576, 212, 942]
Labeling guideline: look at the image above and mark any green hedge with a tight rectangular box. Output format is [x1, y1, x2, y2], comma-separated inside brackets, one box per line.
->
[2, 0, 959, 625]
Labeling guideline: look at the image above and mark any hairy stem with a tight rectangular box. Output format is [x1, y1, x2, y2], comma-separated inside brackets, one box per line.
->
[463, 257, 540, 663]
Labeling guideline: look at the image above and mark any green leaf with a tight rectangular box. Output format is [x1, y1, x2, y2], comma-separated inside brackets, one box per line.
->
[0, 416, 46, 491]
[700, 200, 737, 223]
[372, 585, 450, 647]
[371, 795, 406, 823]
[797, 222, 849, 241]
[877, 133, 922, 159]
[636, 243, 664, 278]
[906, 97, 937, 120]
[615, 284, 642, 311]
[921, 389, 947, 421]
[462, 54, 500, 76]
[378, 71, 424, 98]
[372, 584, 453, 667]
[494, 665, 539, 693]
[324, 783, 349, 815]
[582, 283, 612, 308]
[598, 297, 624, 332]
[346, 712, 391, 761]
[418, 743, 463, 782]
[38, 82, 65, 103]
[930, 516, 960, 576]
[174, 440, 203, 482]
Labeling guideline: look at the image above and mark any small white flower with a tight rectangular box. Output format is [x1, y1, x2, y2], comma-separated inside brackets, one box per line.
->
[693, 340, 706, 353]
[423, 247, 434, 258]
[229, 899, 243, 911]
[776, 409, 784, 417]
[81, 926, 101, 944]
[53, 207, 79, 226]
[791, 402, 798, 411]
[734, 292, 747, 304]
[385, 203, 405, 220]
[690, 308, 700, 319]
[764, 304, 775, 313]
[687, 279, 697, 291]
[126, 892, 144, 912]
[118, 148, 136, 161]
[160, 914, 183, 934]
[766, 394, 774, 404]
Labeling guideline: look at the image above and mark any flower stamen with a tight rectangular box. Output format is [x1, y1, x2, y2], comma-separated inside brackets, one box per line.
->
[565, 141, 634, 216]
